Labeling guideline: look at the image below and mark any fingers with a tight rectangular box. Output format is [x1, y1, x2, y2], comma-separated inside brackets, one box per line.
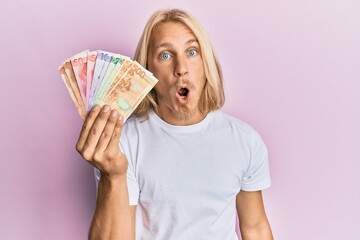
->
[77, 105, 112, 160]
[84, 105, 113, 158]
[76, 104, 125, 162]
[76, 105, 101, 152]
[95, 109, 122, 152]
[75, 104, 127, 176]
[107, 114, 124, 150]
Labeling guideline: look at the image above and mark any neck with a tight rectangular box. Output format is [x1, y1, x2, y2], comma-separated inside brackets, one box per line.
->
[154, 108, 206, 126]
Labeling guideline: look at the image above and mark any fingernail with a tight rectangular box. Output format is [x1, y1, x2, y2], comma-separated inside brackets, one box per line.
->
[102, 105, 110, 112]
[111, 110, 118, 117]
[92, 105, 100, 111]
[118, 114, 123, 122]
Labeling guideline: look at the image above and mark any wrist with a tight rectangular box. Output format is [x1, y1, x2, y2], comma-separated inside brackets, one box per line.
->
[100, 173, 126, 185]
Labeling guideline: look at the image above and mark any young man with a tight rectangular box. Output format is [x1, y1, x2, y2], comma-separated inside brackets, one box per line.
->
[76, 9, 273, 240]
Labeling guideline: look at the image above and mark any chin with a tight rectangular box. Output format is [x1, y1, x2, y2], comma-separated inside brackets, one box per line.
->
[174, 105, 196, 121]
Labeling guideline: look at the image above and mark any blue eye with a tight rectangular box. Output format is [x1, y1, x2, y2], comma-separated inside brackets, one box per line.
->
[188, 49, 197, 56]
[161, 53, 170, 59]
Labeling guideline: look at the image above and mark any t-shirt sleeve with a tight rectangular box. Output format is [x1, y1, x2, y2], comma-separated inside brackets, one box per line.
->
[241, 129, 271, 191]
[120, 138, 140, 206]
[94, 167, 101, 196]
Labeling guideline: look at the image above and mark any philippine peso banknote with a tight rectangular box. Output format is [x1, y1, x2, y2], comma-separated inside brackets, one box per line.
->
[98, 61, 158, 121]
[94, 54, 130, 105]
[103, 58, 133, 97]
[70, 50, 88, 107]
[86, 51, 97, 105]
[59, 61, 87, 119]
[88, 50, 113, 109]
[59, 50, 158, 121]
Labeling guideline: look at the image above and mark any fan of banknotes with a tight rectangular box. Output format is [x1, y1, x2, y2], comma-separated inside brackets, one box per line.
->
[58, 50, 158, 121]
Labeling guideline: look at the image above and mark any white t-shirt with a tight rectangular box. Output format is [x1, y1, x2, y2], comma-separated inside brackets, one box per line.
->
[95, 110, 271, 240]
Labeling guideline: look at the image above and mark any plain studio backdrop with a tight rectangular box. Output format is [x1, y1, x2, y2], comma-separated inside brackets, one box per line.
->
[0, 0, 359, 239]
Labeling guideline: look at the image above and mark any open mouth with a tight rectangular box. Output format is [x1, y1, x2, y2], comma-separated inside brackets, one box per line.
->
[177, 87, 189, 99]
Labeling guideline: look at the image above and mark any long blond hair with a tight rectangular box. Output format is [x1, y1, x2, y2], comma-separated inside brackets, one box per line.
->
[132, 9, 225, 117]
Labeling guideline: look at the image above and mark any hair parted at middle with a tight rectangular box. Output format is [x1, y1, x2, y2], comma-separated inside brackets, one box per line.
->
[131, 9, 225, 118]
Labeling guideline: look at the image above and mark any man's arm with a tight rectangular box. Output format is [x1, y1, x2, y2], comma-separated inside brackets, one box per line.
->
[89, 175, 136, 240]
[76, 105, 136, 240]
[236, 190, 273, 240]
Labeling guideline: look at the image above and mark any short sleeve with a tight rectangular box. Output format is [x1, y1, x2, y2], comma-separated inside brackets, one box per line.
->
[241, 130, 271, 191]
[94, 167, 101, 196]
[120, 139, 140, 206]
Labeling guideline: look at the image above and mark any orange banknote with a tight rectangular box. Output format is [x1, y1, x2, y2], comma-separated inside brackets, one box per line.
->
[59, 50, 158, 121]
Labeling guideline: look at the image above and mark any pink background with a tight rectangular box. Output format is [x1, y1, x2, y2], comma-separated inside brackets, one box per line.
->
[1, 0, 359, 239]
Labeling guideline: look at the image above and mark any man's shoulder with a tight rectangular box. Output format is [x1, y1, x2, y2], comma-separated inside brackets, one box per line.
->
[121, 112, 157, 138]
[211, 110, 255, 135]
[125, 114, 150, 126]
[211, 111, 266, 148]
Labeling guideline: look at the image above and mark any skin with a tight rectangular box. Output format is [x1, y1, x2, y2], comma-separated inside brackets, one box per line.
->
[76, 105, 136, 240]
[237, 191, 273, 239]
[147, 21, 207, 125]
[76, 21, 273, 239]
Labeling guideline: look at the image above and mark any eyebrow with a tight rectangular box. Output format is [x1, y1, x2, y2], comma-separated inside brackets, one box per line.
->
[154, 39, 199, 50]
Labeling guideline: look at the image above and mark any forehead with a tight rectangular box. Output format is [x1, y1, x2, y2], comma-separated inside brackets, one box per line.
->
[149, 21, 197, 48]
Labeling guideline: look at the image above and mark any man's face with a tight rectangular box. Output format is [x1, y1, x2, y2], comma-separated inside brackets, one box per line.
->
[147, 21, 207, 125]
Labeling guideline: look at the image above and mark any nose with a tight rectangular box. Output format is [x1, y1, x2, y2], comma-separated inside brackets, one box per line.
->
[174, 56, 188, 77]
